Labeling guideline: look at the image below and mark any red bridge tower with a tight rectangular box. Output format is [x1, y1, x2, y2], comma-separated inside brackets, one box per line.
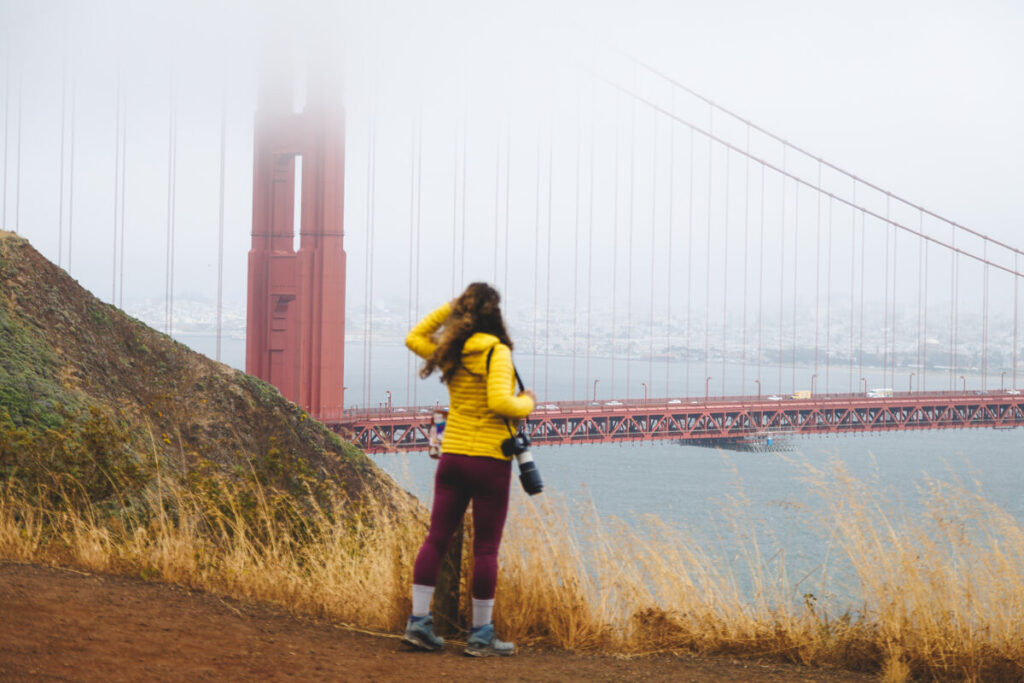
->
[245, 70, 346, 420]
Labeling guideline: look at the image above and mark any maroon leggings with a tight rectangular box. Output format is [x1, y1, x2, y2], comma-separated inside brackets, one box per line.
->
[412, 453, 512, 600]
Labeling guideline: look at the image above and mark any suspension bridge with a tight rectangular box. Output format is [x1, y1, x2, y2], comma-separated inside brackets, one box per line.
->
[3, 9, 1023, 454]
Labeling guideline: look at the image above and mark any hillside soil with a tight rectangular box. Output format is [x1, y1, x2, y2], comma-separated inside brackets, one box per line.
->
[0, 563, 875, 683]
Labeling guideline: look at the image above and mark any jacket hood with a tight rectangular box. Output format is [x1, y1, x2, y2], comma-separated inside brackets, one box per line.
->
[462, 333, 500, 356]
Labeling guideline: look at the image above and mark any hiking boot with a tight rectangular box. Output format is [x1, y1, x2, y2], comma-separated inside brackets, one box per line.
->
[402, 614, 444, 652]
[464, 623, 515, 657]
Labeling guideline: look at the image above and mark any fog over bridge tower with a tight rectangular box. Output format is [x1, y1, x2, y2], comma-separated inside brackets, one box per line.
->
[245, 64, 346, 420]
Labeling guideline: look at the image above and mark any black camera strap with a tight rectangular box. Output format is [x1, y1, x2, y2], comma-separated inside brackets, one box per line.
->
[486, 346, 525, 438]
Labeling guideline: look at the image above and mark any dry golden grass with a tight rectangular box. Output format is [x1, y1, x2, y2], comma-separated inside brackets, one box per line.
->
[2, 457, 1023, 681]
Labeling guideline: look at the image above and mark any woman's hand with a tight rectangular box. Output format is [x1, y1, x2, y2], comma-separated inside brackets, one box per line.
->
[519, 389, 537, 403]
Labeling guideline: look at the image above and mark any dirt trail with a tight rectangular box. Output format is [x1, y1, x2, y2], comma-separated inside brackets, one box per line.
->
[0, 563, 874, 682]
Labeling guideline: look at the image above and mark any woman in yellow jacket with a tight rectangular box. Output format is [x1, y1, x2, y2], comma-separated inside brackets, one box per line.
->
[402, 282, 535, 657]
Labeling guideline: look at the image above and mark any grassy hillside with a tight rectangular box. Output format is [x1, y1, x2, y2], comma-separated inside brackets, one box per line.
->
[0, 230, 390, 510]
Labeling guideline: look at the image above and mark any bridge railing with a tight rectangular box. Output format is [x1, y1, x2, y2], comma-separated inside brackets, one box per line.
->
[319, 388, 1019, 423]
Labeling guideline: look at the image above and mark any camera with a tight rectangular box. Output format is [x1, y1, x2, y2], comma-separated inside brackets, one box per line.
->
[501, 431, 543, 496]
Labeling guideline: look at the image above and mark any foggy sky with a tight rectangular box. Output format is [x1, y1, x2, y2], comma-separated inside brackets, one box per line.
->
[1, 0, 1021, 326]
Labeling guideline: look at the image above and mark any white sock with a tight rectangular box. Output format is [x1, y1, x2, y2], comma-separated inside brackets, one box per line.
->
[472, 598, 494, 628]
[411, 584, 434, 618]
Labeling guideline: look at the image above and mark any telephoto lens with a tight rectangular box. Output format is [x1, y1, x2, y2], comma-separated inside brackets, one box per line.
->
[515, 449, 543, 495]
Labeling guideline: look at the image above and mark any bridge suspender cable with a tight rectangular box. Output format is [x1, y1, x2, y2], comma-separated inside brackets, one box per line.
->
[825, 196, 832, 393]
[215, 88, 225, 361]
[648, 106, 657, 399]
[791, 165, 798, 391]
[164, 78, 177, 335]
[532, 133, 541, 389]
[1007, 252, 1015, 393]
[848, 181, 855, 394]
[572, 100, 582, 402]
[858, 211, 865, 391]
[459, 97, 468, 291]
[778, 147, 784, 394]
[722, 141, 730, 397]
[544, 122, 553, 402]
[979, 244, 987, 389]
[57, 61, 66, 266]
[884, 198, 891, 389]
[2, 45, 9, 228]
[665, 91, 675, 398]
[118, 86, 128, 310]
[741, 129, 750, 395]
[493, 118, 501, 285]
[413, 116, 423, 408]
[946, 230, 953, 390]
[14, 61, 21, 234]
[686, 127, 694, 398]
[362, 112, 377, 410]
[891, 213, 899, 390]
[112, 80, 121, 303]
[610, 96, 619, 397]
[758, 160, 765, 396]
[499, 124, 507, 309]
[66, 82, 75, 273]
[705, 106, 712, 396]
[920, 213, 928, 392]
[814, 161, 822, 389]
[450, 112, 458, 299]
[405, 119, 417, 407]
[858, 211, 865, 393]
[626, 81, 636, 402]
[585, 99, 595, 404]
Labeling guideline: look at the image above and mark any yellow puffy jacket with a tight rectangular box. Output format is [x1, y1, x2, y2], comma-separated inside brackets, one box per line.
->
[406, 302, 534, 460]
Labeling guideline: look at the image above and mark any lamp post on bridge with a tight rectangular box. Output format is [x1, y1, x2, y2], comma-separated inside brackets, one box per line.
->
[908, 373, 915, 393]
[754, 378, 761, 400]
[860, 377, 867, 396]
[385, 390, 392, 414]
[705, 376, 712, 402]
[593, 379, 600, 403]
[641, 382, 647, 406]
[810, 374, 817, 396]
[1001, 370, 1007, 391]
[961, 375, 967, 394]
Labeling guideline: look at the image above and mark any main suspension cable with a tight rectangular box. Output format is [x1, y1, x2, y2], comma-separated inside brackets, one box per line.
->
[628, 56, 1024, 262]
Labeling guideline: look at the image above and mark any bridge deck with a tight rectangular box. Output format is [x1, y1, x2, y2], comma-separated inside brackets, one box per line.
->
[326, 391, 1024, 454]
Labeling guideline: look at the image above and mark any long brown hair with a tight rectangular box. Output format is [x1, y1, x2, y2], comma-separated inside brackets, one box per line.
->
[421, 282, 513, 384]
